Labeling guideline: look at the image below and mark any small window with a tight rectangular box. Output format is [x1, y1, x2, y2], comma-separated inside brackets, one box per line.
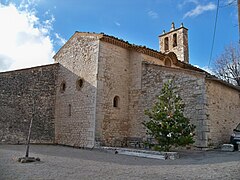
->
[113, 96, 120, 108]
[164, 37, 169, 51]
[76, 78, 84, 90]
[60, 81, 66, 93]
[164, 58, 172, 67]
[68, 104, 72, 116]
[173, 33, 177, 47]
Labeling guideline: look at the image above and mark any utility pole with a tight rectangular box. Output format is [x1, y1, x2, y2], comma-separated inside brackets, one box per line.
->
[238, 0, 240, 43]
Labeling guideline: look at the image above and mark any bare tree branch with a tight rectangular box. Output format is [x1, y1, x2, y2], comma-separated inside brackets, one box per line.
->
[214, 43, 240, 86]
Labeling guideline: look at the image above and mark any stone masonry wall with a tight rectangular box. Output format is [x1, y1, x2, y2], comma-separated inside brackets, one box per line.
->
[128, 52, 179, 138]
[95, 41, 130, 146]
[142, 54, 179, 68]
[54, 34, 99, 148]
[206, 79, 240, 147]
[130, 63, 208, 148]
[0, 64, 58, 144]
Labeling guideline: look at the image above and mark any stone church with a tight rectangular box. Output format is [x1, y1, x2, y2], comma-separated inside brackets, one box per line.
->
[0, 23, 239, 149]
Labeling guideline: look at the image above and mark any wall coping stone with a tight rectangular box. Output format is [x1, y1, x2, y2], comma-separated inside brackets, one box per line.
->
[0, 63, 59, 75]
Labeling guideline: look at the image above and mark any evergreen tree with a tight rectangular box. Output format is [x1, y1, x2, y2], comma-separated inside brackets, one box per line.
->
[143, 80, 195, 152]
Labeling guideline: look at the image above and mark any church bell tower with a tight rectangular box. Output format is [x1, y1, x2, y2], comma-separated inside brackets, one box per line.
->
[159, 22, 189, 64]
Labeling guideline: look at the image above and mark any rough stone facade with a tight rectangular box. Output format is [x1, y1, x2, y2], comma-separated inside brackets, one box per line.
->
[1, 24, 239, 149]
[137, 63, 207, 147]
[54, 33, 99, 148]
[0, 64, 58, 144]
[206, 79, 240, 147]
[94, 38, 182, 146]
[95, 41, 130, 146]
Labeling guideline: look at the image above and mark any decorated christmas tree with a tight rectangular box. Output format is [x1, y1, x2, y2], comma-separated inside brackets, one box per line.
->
[143, 80, 195, 152]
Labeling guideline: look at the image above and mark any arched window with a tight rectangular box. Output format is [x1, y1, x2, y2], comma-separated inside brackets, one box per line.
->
[164, 58, 172, 67]
[60, 81, 66, 93]
[164, 37, 169, 51]
[173, 33, 177, 47]
[76, 78, 84, 90]
[113, 96, 120, 108]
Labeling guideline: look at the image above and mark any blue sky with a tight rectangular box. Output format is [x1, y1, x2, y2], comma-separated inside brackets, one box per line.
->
[0, 0, 238, 72]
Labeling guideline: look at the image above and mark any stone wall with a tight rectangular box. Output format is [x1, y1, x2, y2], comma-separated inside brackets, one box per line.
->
[142, 54, 179, 68]
[95, 41, 130, 146]
[54, 33, 99, 148]
[206, 79, 240, 147]
[128, 52, 179, 138]
[129, 63, 208, 147]
[0, 64, 58, 144]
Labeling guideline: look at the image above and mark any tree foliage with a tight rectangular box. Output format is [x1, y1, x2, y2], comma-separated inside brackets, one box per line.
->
[214, 44, 240, 86]
[143, 80, 195, 152]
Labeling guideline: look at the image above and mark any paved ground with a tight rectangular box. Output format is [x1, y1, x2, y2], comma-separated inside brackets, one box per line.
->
[0, 145, 240, 180]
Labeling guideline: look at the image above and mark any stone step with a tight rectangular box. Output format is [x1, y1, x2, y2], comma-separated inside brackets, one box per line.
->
[99, 146, 179, 160]
[116, 150, 166, 160]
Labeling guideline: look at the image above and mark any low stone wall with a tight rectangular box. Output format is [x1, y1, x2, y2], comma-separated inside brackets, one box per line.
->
[0, 64, 58, 144]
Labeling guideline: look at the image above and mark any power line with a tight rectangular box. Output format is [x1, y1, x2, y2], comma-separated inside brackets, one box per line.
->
[208, 0, 220, 68]
[238, 0, 240, 44]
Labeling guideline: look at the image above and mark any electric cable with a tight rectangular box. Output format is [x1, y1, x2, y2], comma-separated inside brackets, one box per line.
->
[208, 0, 220, 67]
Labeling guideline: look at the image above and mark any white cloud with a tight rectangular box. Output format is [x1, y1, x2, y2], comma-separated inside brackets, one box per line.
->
[183, 2, 216, 18]
[114, 21, 121, 26]
[0, 1, 63, 72]
[203, 67, 215, 75]
[193, 65, 215, 75]
[55, 33, 67, 46]
[148, 10, 159, 19]
[0, 54, 12, 71]
[178, 0, 199, 9]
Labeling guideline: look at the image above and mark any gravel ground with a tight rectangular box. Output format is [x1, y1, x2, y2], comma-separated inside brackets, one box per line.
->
[0, 145, 239, 180]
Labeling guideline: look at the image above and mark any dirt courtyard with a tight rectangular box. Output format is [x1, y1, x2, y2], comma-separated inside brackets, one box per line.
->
[0, 145, 239, 180]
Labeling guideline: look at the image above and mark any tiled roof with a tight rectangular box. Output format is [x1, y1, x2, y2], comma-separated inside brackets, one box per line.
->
[53, 31, 240, 91]
[54, 31, 208, 73]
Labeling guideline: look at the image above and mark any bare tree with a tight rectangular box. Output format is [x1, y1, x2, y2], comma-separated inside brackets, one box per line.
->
[214, 44, 240, 86]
